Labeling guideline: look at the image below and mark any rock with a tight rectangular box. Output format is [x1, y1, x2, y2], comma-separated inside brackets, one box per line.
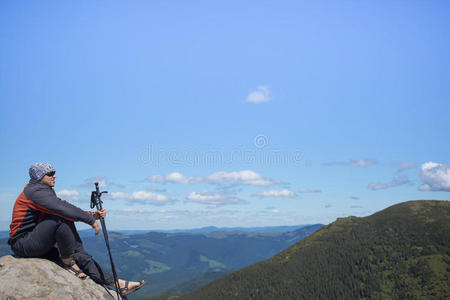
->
[0, 255, 114, 300]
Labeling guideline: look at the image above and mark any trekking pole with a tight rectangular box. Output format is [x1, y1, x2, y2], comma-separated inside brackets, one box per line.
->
[91, 182, 124, 300]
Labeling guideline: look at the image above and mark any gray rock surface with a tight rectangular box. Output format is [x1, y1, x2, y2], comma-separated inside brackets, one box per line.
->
[0, 255, 115, 300]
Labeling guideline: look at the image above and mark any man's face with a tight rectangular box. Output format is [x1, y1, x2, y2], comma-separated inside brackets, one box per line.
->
[40, 170, 56, 187]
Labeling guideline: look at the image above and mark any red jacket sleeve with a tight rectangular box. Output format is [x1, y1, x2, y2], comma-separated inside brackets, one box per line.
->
[25, 185, 95, 225]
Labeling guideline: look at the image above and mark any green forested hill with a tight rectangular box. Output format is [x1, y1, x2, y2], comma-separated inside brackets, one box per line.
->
[181, 200, 450, 300]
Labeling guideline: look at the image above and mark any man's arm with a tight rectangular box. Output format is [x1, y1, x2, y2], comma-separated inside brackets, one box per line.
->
[26, 185, 95, 225]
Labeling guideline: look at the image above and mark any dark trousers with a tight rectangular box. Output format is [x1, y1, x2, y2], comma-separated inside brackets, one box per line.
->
[11, 214, 114, 285]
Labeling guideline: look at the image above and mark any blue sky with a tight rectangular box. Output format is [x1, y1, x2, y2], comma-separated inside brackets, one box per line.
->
[1, 1, 449, 230]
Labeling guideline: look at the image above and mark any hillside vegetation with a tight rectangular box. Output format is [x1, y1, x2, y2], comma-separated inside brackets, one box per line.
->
[181, 200, 450, 299]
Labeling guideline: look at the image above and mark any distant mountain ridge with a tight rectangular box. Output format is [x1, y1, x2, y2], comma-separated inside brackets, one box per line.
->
[72, 224, 315, 237]
[0, 224, 319, 239]
[181, 200, 450, 299]
[0, 224, 323, 298]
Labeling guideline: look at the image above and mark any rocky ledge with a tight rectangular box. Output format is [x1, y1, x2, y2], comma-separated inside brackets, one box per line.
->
[0, 255, 114, 299]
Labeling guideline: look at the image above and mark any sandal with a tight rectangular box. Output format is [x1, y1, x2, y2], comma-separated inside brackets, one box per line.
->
[63, 260, 88, 280]
[120, 280, 146, 296]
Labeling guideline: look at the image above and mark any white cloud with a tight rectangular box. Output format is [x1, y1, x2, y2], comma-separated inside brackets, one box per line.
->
[368, 175, 411, 191]
[122, 207, 138, 212]
[81, 176, 108, 188]
[419, 161, 450, 192]
[350, 159, 377, 167]
[130, 191, 169, 204]
[148, 175, 165, 184]
[166, 172, 203, 184]
[206, 170, 278, 186]
[298, 188, 321, 193]
[253, 189, 296, 198]
[246, 85, 271, 103]
[187, 192, 221, 202]
[263, 206, 281, 213]
[108, 190, 170, 205]
[57, 190, 80, 202]
[323, 158, 377, 167]
[166, 172, 189, 184]
[186, 191, 241, 207]
[109, 192, 130, 199]
[81, 176, 125, 189]
[105, 191, 173, 205]
[147, 170, 278, 186]
[148, 172, 202, 184]
[397, 162, 417, 173]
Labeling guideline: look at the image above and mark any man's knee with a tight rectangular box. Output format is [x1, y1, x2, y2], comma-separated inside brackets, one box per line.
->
[55, 221, 72, 237]
[53, 218, 83, 257]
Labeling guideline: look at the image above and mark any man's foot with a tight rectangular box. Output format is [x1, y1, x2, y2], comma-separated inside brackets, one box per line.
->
[62, 259, 88, 280]
[118, 279, 146, 296]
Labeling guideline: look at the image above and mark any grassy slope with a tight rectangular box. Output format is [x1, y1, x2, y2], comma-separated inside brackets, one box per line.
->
[181, 200, 450, 300]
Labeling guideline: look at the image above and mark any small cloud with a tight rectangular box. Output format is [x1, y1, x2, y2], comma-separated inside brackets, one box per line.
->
[418, 161, 450, 192]
[351, 205, 363, 208]
[323, 158, 377, 167]
[206, 170, 278, 186]
[166, 172, 203, 184]
[111, 207, 160, 216]
[253, 189, 296, 198]
[350, 159, 377, 167]
[368, 175, 412, 191]
[186, 191, 241, 207]
[81, 176, 125, 189]
[148, 175, 166, 184]
[148, 173, 202, 184]
[396, 162, 417, 173]
[325, 203, 332, 208]
[130, 190, 170, 205]
[349, 196, 360, 200]
[147, 187, 167, 193]
[108, 192, 130, 200]
[298, 188, 321, 193]
[262, 206, 280, 213]
[246, 85, 271, 103]
[109, 190, 171, 205]
[56, 189, 80, 202]
[148, 170, 278, 187]
[81, 176, 108, 188]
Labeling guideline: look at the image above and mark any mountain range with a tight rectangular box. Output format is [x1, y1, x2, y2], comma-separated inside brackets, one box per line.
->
[0, 225, 312, 239]
[0, 224, 323, 298]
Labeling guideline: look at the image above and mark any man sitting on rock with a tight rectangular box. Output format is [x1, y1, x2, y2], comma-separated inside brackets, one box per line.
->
[8, 162, 145, 296]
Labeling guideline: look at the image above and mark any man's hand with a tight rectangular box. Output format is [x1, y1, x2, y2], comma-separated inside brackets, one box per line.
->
[93, 208, 106, 220]
[92, 221, 100, 235]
